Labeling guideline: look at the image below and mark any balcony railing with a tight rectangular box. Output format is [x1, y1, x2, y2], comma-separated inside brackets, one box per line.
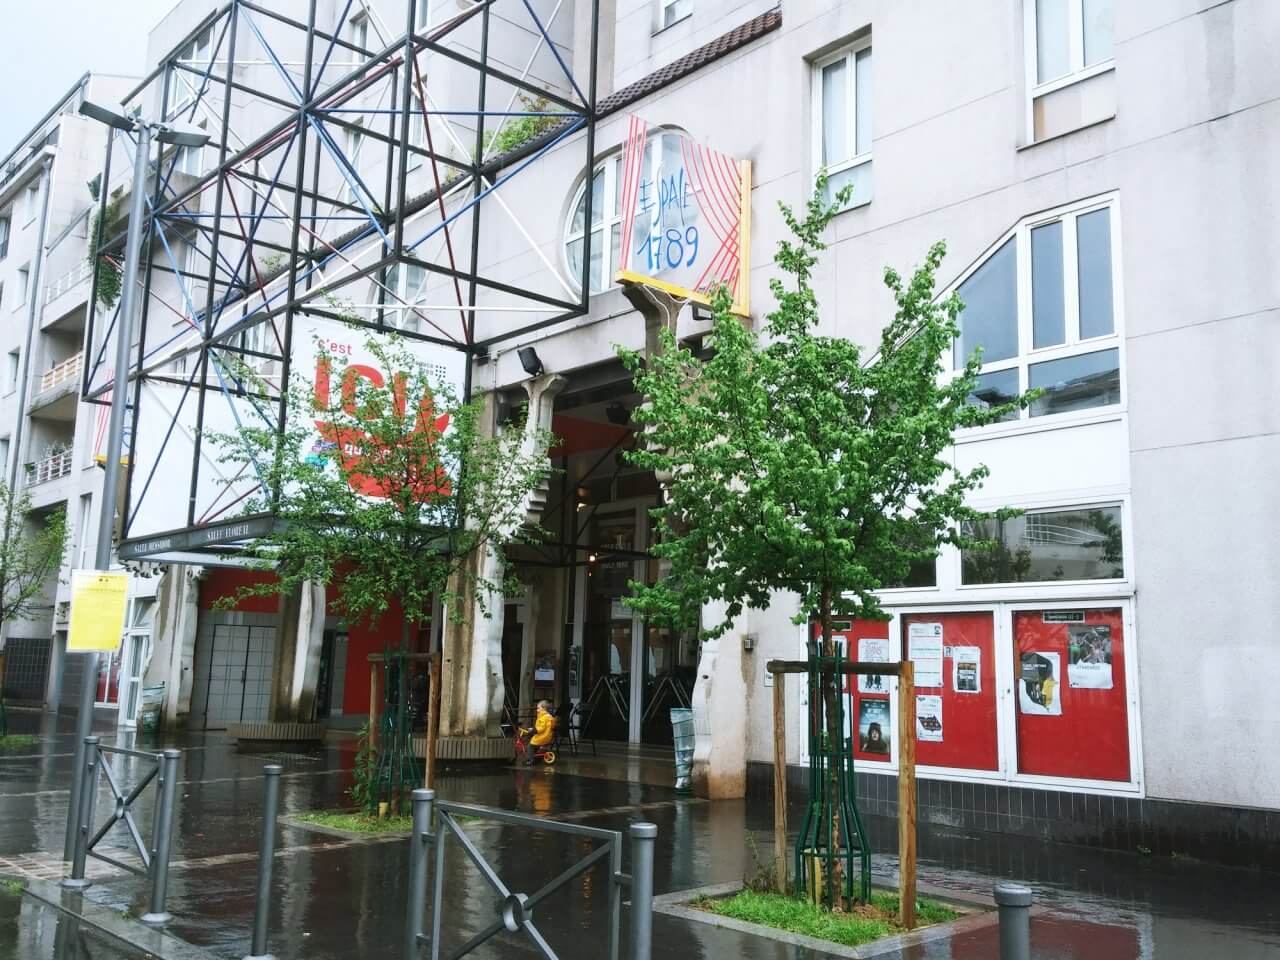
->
[44, 260, 92, 304]
[27, 450, 74, 486]
[39, 352, 82, 393]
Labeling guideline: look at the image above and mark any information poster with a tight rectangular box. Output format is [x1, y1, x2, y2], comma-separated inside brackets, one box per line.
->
[857, 699, 891, 755]
[67, 571, 128, 653]
[907, 622, 944, 688]
[1067, 624, 1113, 689]
[952, 646, 981, 693]
[1019, 651, 1062, 716]
[856, 638, 890, 693]
[915, 695, 944, 742]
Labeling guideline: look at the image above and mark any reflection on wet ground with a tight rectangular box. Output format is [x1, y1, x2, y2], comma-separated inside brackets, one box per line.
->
[0, 890, 148, 960]
[2, 709, 1278, 959]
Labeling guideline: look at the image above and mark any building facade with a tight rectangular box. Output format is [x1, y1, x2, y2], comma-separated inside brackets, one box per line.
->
[111, 0, 1278, 866]
[0, 72, 159, 723]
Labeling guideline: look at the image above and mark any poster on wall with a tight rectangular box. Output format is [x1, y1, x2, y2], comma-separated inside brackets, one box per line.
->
[952, 646, 981, 693]
[907, 622, 944, 687]
[1067, 624, 1114, 689]
[915, 695, 944, 742]
[1019, 651, 1062, 716]
[857, 638, 890, 693]
[857, 699, 891, 755]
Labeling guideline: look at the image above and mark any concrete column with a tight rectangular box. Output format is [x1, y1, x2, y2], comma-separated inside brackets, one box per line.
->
[439, 374, 565, 739]
[148, 566, 204, 727]
[269, 578, 325, 723]
[623, 282, 748, 797]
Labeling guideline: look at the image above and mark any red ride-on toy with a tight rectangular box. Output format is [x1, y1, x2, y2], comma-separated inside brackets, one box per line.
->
[514, 718, 557, 765]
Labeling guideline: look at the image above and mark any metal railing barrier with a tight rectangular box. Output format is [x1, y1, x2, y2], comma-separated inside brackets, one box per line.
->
[404, 789, 656, 960]
[62, 736, 181, 926]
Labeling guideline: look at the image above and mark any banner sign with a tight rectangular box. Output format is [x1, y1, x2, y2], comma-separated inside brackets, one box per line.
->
[291, 316, 467, 500]
[67, 571, 129, 653]
[614, 116, 751, 314]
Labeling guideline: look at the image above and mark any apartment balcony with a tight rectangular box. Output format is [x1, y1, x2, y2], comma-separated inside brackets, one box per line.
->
[26, 449, 74, 487]
[28, 351, 82, 420]
[41, 261, 92, 328]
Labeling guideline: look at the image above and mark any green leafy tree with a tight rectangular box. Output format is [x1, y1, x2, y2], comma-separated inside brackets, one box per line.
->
[619, 179, 1032, 906]
[209, 329, 552, 809]
[0, 482, 68, 734]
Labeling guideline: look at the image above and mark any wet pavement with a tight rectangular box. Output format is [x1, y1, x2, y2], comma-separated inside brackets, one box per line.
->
[1, 707, 1278, 959]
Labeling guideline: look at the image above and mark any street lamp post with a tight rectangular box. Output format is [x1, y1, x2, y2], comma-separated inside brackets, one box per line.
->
[64, 101, 208, 860]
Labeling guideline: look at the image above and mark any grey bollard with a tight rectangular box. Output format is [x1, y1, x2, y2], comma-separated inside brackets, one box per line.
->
[404, 789, 435, 960]
[244, 765, 283, 960]
[629, 822, 657, 960]
[993, 882, 1033, 960]
[62, 736, 100, 890]
[142, 749, 182, 925]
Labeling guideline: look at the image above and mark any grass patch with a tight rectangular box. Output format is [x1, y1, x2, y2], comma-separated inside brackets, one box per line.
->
[0, 735, 38, 752]
[1, 879, 23, 897]
[294, 810, 413, 834]
[692, 889, 958, 947]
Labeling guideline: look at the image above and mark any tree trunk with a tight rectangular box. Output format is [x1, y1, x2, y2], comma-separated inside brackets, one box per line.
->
[819, 585, 846, 910]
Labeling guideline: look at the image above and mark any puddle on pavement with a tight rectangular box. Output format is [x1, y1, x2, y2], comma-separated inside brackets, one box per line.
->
[0, 892, 148, 960]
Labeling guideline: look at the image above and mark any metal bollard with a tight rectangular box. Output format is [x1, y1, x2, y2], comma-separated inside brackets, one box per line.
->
[404, 789, 435, 960]
[142, 749, 182, 925]
[63, 736, 100, 889]
[244, 765, 283, 960]
[993, 882, 1033, 960]
[629, 822, 657, 960]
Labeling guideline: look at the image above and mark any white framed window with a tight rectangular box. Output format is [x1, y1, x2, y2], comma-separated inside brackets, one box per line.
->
[5, 349, 19, 393]
[1029, 0, 1113, 90]
[170, 26, 213, 117]
[175, 142, 205, 177]
[384, 262, 428, 332]
[23, 182, 40, 224]
[961, 502, 1125, 585]
[406, 111, 424, 171]
[658, 0, 691, 31]
[345, 123, 365, 204]
[0, 213, 9, 259]
[414, 0, 431, 31]
[564, 153, 623, 294]
[16, 265, 30, 308]
[951, 195, 1121, 425]
[811, 37, 873, 210]
[0, 436, 9, 474]
[350, 13, 369, 51]
[78, 494, 93, 569]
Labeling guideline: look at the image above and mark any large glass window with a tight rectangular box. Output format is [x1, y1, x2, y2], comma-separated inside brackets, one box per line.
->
[953, 200, 1121, 423]
[812, 40, 873, 209]
[1032, 0, 1114, 86]
[563, 151, 623, 294]
[961, 504, 1124, 584]
[955, 237, 1017, 366]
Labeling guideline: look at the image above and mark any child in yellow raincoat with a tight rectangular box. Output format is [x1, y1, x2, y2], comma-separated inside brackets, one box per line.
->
[520, 701, 556, 765]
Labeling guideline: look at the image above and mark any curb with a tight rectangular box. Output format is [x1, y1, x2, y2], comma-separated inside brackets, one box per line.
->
[653, 879, 1020, 959]
[13, 874, 220, 960]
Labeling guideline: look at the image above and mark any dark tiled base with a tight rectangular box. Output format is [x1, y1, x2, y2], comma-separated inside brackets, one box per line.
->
[745, 761, 1280, 872]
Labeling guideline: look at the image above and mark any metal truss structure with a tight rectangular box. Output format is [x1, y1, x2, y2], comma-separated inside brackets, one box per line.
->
[82, 0, 599, 560]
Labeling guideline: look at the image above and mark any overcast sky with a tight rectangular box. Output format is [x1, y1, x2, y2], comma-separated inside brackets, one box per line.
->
[0, 0, 177, 153]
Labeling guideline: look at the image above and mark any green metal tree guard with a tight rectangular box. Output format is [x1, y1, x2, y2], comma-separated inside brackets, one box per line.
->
[370, 649, 423, 815]
[793, 641, 871, 907]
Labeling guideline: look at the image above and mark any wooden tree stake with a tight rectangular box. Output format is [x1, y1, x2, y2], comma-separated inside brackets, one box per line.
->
[897, 660, 917, 929]
[772, 672, 788, 893]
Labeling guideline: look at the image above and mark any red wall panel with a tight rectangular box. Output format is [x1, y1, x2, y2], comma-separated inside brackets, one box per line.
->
[199, 568, 280, 613]
[1013, 608, 1129, 782]
[901, 612, 999, 772]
